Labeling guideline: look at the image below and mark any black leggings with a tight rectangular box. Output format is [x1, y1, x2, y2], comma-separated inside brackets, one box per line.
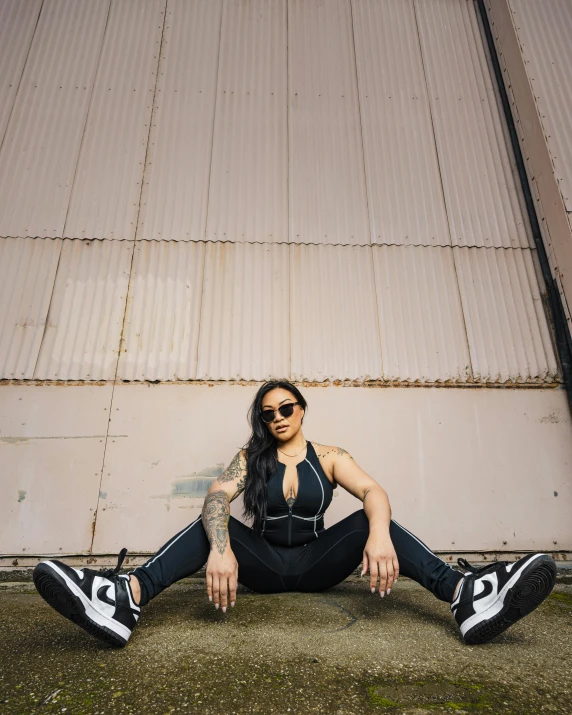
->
[132, 510, 463, 607]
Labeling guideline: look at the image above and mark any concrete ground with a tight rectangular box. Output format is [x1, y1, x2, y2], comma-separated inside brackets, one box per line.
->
[0, 575, 570, 715]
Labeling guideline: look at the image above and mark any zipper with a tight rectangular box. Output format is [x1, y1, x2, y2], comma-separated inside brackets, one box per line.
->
[288, 506, 292, 546]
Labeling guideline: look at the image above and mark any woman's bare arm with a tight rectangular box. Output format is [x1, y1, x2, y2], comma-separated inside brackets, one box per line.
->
[315, 444, 399, 596]
[202, 449, 247, 553]
[202, 491, 231, 555]
[201, 450, 247, 610]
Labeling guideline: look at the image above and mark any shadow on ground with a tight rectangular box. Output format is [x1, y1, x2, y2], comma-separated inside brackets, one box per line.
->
[0, 577, 570, 714]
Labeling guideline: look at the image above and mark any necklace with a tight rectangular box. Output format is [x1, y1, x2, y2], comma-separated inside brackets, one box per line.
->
[277, 440, 307, 458]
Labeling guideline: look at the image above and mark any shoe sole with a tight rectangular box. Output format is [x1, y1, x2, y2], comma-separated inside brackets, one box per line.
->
[33, 562, 129, 648]
[463, 554, 556, 645]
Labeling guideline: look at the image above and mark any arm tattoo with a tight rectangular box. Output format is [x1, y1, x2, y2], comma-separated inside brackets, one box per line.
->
[202, 490, 230, 555]
[218, 451, 247, 503]
[218, 451, 246, 483]
[315, 444, 354, 461]
[231, 476, 245, 502]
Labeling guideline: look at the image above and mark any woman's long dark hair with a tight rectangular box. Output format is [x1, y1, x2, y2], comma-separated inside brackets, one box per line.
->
[242, 379, 308, 534]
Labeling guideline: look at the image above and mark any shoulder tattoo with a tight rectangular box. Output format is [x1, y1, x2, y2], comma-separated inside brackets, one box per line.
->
[314, 444, 354, 461]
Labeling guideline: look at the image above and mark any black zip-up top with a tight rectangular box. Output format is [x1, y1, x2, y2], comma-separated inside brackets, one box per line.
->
[262, 441, 335, 547]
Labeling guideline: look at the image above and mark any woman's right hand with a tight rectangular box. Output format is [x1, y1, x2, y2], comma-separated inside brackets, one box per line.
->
[205, 548, 238, 612]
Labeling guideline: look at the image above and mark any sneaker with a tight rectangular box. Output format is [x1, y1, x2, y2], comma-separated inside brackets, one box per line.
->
[451, 553, 556, 645]
[33, 548, 140, 647]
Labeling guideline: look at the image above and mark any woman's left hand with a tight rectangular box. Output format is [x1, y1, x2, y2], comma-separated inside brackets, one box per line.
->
[362, 534, 400, 597]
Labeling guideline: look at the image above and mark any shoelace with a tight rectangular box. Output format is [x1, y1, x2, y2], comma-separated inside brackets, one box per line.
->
[82, 547, 128, 580]
[457, 557, 509, 575]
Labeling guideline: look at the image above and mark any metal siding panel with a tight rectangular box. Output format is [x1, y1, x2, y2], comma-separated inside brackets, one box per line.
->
[372, 245, 471, 383]
[0, 237, 62, 379]
[88, 384, 572, 554]
[206, 0, 288, 243]
[0, 385, 112, 554]
[0, 0, 42, 144]
[137, 0, 222, 241]
[63, 0, 166, 240]
[352, 0, 451, 247]
[415, 0, 532, 249]
[34, 239, 133, 380]
[311, 385, 572, 550]
[92, 383, 254, 553]
[290, 244, 382, 381]
[196, 243, 290, 380]
[0, 0, 110, 238]
[289, 0, 370, 245]
[454, 246, 559, 384]
[508, 0, 572, 212]
[117, 241, 205, 381]
[485, 0, 572, 340]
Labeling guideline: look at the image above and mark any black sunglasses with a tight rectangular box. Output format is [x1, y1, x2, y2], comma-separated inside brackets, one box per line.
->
[260, 402, 300, 424]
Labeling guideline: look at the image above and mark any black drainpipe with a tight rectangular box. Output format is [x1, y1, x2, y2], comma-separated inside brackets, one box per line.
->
[476, 0, 572, 418]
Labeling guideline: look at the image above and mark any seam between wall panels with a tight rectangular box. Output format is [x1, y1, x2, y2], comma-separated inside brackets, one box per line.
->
[31, 239, 63, 379]
[119, 237, 534, 249]
[349, 0, 372, 248]
[349, 0, 384, 380]
[0, 0, 45, 157]
[194, 0, 224, 378]
[62, 1, 112, 238]
[412, 0, 474, 382]
[89, 0, 169, 554]
[287, 0, 291, 380]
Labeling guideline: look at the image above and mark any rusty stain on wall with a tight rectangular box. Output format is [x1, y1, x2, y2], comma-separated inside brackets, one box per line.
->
[0, 378, 564, 388]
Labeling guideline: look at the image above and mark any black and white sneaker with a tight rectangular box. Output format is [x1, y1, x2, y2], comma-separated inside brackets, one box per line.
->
[33, 548, 140, 648]
[451, 553, 556, 645]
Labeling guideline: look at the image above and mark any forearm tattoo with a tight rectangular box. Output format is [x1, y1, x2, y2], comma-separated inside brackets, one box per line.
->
[202, 490, 230, 555]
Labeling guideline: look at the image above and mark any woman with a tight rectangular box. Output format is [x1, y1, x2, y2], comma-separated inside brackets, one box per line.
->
[33, 379, 556, 648]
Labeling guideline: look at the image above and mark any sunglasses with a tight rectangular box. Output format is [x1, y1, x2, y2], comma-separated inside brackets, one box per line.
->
[260, 402, 300, 424]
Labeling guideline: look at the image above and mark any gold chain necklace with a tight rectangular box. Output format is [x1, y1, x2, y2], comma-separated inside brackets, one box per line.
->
[277, 440, 307, 458]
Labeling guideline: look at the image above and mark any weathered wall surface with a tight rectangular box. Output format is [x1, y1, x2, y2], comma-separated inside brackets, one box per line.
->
[0, 0, 570, 559]
[2, 384, 571, 557]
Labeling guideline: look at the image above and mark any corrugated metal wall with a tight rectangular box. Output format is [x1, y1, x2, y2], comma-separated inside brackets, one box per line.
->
[1, 0, 571, 559]
[0, 0, 559, 384]
[486, 0, 572, 337]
